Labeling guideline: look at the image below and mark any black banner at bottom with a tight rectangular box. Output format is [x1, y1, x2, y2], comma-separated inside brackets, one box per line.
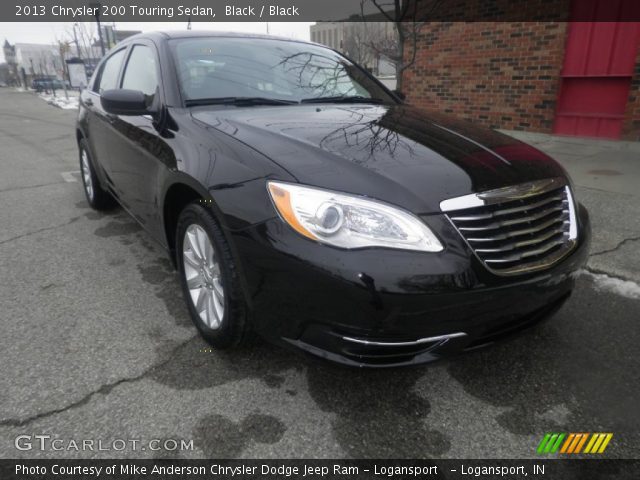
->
[1, 459, 638, 480]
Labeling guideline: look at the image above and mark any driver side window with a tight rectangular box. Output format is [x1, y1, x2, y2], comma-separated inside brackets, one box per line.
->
[121, 45, 159, 98]
[93, 48, 126, 94]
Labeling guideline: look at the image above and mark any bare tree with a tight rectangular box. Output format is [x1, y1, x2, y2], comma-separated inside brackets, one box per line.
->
[63, 22, 98, 61]
[277, 51, 359, 98]
[53, 31, 72, 77]
[342, 23, 389, 72]
[320, 108, 417, 160]
[363, 0, 444, 93]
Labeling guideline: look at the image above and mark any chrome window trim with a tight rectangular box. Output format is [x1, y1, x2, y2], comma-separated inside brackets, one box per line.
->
[440, 178, 578, 276]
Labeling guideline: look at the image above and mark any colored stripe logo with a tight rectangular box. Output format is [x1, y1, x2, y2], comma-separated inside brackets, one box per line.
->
[537, 433, 613, 454]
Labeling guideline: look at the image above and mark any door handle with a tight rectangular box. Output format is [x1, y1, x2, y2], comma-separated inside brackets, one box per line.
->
[84, 98, 93, 107]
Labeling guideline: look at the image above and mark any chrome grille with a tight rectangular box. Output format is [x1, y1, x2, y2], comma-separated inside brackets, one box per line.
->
[440, 178, 578, 275]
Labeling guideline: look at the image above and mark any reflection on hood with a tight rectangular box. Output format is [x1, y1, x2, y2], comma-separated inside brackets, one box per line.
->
[192, 103, 564, 214]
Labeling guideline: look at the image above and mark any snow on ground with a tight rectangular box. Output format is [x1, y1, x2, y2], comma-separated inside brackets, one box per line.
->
[38, 92, 80, 110]
[580, 269, 640, 300]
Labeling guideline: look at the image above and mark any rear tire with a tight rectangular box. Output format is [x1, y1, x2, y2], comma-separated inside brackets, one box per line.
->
[79, 139, 115, 210]
[176, 203, 250, 348]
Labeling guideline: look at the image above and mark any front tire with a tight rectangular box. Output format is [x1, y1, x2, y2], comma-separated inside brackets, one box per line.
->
[79, 139, 115, 210]
[176, 203, 250, 348]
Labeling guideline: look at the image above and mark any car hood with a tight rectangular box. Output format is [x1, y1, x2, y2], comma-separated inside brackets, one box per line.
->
[191, 104, 566, 214]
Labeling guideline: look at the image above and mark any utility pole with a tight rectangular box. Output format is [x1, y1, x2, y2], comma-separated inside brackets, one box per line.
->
[50, 54, 57, 97]
[29, 58, 34, 89]
[96, 16, 106, 56]
[73, 22, 81, 59]
[91, 2, 106, 56]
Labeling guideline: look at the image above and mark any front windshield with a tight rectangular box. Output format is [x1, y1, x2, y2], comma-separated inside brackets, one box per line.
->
[169, 37, 396, 104]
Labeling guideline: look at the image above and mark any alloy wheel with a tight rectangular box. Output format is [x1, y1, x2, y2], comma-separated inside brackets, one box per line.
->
[182, 224, 225, 329]
[81, 150, 94, 201]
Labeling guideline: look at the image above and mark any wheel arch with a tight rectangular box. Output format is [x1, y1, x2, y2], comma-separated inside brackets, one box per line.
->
[161, 176, 229, 263]
[162, 177, 254, 310]
[162, 181, 205, 262]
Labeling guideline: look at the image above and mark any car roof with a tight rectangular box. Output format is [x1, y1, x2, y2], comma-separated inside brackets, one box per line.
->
[121, 30, 318, 46]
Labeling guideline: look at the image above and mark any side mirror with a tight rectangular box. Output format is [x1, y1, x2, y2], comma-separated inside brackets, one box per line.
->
[101, 89, 153, 116]
[393, 89, 406, 101]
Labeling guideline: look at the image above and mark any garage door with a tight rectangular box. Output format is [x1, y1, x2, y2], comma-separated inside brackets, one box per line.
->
[554, 1, 640, 139]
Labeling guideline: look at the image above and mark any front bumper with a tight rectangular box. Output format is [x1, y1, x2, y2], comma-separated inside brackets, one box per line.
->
[229, 204, 590, 367]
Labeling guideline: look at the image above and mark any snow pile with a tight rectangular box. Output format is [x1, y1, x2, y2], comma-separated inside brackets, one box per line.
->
[38, 92, 79, 110]
[51, 96, 79, 110]
[580, 269, 640, 300]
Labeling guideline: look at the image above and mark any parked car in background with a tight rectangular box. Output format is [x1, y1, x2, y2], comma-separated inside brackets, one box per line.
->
[31, 77, 52, 92]
[54, 79, 71, 89]
[76, 31, 591, 367]
[32, 77, 69, 92]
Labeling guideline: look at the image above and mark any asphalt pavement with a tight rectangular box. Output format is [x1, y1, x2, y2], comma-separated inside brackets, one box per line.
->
[0, 88, 638, 459]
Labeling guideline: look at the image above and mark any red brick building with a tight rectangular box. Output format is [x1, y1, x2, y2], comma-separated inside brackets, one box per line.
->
[403, 1, 640, 140]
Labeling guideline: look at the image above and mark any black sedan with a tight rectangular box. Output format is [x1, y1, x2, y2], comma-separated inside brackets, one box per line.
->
[76, 31, 590, 367]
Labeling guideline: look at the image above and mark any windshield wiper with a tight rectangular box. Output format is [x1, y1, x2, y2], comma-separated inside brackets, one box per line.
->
[300, 95, 384, 104]
[185, 97, 298, 107]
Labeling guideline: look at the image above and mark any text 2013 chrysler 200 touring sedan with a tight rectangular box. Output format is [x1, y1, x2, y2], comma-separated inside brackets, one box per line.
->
[76, 31, 590, 367]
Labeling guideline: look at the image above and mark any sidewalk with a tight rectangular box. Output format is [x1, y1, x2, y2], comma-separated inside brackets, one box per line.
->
[503, 130, 640, 286]
[503, 130, 640, 197]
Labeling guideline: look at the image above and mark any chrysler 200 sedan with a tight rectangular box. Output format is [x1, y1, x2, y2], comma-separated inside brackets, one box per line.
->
[76, 31, 590, 367]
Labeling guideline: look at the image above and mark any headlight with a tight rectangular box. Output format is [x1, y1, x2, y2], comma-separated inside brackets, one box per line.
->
[267, 181, 443, 252]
